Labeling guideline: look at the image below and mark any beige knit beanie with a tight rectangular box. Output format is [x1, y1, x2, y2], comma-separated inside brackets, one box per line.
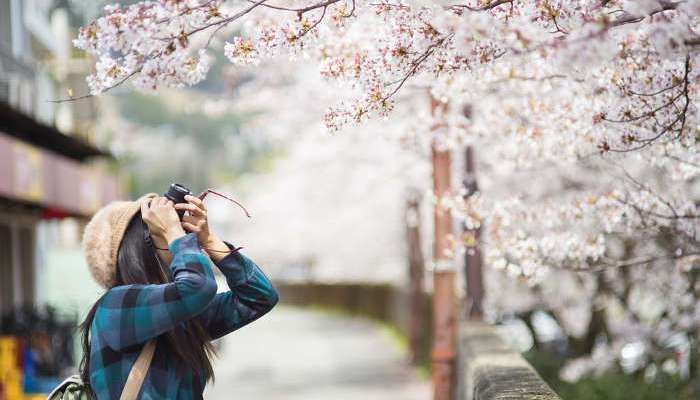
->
[82, 193, 157, 288]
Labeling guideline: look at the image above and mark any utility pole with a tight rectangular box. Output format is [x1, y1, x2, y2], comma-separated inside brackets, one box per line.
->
[406, 191, 425, 364]
[430, 97, 456, 400]
[461, 105, 485, 320]
[463, 146, 484, 320]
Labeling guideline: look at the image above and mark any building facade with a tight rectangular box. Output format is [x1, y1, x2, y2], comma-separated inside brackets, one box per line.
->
[0, 0, 121, 314]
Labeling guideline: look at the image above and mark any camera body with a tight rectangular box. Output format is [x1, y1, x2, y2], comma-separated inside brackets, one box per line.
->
[164, 183, 191, 219]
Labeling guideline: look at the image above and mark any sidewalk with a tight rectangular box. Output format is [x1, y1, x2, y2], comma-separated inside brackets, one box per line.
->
[205, 306, 430, 400]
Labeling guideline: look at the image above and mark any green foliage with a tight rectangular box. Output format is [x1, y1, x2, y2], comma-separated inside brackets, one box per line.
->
[249, 147, 288, 173]
[114, 91, 278, 197]
[525, 349, 695, 400]
[118, 92, 242, 149]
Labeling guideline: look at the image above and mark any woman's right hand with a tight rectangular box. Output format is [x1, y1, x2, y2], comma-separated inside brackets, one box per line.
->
[141, 196, 186, 245]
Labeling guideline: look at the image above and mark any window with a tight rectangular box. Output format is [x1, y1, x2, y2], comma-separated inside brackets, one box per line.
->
[19, 226, 35, 304]
[0, 215, 37, 314]
[0, 223, 12, 313]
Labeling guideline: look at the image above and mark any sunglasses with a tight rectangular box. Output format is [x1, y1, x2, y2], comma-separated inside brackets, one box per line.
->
[197, 188, 252, 219]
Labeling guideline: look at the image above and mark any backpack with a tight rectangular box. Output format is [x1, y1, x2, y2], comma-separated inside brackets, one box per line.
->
[46, 340, 155, 400]
[46, 375, 95, 400]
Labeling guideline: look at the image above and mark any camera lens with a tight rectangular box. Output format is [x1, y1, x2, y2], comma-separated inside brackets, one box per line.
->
[165, 183, 191, 203]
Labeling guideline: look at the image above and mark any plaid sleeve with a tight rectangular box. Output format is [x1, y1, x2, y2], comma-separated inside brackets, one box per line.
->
[195, 244, 278, 340]
[94, 233, 218, 350]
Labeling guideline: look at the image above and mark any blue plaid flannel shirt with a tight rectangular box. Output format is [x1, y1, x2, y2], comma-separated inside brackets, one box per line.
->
[88, 233, 278, 399]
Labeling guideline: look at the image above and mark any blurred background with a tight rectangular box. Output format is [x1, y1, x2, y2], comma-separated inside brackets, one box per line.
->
[0, 1, 696, 400]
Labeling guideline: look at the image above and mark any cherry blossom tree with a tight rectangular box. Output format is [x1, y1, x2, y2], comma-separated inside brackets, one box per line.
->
[75, 0, 700, 384]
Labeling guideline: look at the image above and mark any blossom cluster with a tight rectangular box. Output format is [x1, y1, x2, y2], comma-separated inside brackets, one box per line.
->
[73, 1, 223, 93]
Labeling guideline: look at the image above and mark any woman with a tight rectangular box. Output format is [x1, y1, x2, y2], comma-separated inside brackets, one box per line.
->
[79, 193, 278, 399]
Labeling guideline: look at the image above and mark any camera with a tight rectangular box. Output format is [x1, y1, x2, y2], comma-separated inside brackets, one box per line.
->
[164, 183, 191, 219]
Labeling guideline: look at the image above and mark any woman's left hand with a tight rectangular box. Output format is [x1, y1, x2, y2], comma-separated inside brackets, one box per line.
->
[176, 195, 231, 261]
[175, 195, 214, 245]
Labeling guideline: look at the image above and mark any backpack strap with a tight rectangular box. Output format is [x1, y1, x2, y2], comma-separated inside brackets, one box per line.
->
[120, 340, 156, 400]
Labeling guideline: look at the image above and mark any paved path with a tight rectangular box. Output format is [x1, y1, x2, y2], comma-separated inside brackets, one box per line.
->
[205, 306, 430, 400]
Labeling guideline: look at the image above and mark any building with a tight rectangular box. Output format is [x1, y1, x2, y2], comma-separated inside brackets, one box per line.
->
[0, 0, 121, 314]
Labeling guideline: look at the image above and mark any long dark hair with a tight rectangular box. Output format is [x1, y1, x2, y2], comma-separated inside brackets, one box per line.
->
[79, 212, 215, 384]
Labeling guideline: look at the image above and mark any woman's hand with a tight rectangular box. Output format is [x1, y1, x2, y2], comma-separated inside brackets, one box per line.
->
[175, 195, 211, 244]
[176, 195, 230, 261]
[141, 196, 185, 245]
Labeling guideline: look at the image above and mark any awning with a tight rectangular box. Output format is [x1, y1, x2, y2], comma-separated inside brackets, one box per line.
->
[0, 102, 109, 162]
[0, 131, 121, 218]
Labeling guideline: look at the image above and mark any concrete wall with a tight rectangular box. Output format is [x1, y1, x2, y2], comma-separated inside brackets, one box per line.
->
[459, 322, 560, 400]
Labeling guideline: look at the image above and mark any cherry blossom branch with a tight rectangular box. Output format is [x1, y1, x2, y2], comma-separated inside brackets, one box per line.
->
[489, 1, 686, 61]
[603, 55, 691, 152]
[167, 0, 270, 40]
[246, 0, 345, 13]
[381, 33, 455, 102]
[601, 91, 686, 124]
[663, 152, 700, 169]
[448, 0, 513, 12]
[49, 65, 142, 103]
[624, 81, 682, 97]
[538, 250, 700, 273]
[609, 161, 682, 218]
[156, 0, 219, 23]
[596, 251, 700, 271]
[610, 0, 684, 27]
